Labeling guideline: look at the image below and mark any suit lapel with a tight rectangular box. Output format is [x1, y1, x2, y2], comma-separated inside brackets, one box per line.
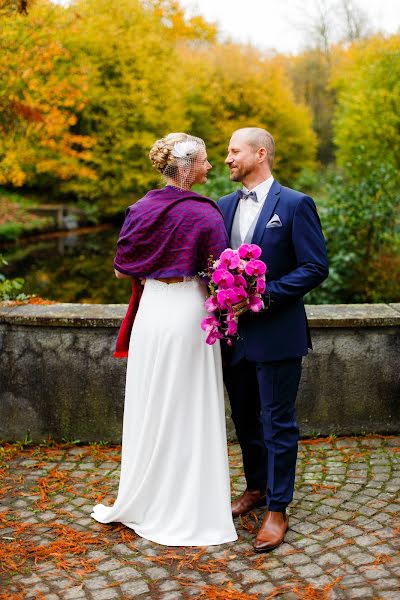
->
[251, 179, 281, 247]
[223, 191, 241, 238]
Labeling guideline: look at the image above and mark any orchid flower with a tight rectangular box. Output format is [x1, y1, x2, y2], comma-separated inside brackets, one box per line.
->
[201, 314, 220, 331]
[234, 274, 247, 288]
[244, 259, 267, 277]
[216, 288, 240, 309]
[248, 295, 264, 312]
[232, 286, 248, 301]
[205, 328, 223, 345]
[226, 319, 238, 335]
[205, 295, 219, 312]
[201, 242, 267, 345]
[256, 277, 266, 294]
[238, 244, 262, 260]
[219, 248, 240, 269]
[211, 268, 235, 288]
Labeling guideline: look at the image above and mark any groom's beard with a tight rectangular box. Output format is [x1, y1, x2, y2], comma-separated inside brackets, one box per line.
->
[228, 162, 256, 183]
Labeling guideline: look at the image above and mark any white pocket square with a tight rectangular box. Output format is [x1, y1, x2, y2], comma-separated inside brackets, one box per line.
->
[266, 214, 282, 228]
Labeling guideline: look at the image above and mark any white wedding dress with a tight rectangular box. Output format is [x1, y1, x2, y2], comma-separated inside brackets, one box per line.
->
[91, 278, 237, 546]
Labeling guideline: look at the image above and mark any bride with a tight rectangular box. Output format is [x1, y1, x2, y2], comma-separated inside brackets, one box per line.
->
[91, 133, 237, 546]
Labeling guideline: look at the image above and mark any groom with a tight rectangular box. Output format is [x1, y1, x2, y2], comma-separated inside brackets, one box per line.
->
[218, 127, 329, 552]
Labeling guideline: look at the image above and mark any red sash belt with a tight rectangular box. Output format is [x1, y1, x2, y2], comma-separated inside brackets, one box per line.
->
[114, 278, 143, 358]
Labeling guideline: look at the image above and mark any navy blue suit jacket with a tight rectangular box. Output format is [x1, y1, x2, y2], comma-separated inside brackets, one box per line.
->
[218, 179, 329, 363]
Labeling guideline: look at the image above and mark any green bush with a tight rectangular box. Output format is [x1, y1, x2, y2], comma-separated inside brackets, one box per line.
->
[0, 256, 28, 301]
[292, 167, 325, 197]
[307, 162, 400, 304]
[0, 222, 24, 241]
[77, 200, 100, 225]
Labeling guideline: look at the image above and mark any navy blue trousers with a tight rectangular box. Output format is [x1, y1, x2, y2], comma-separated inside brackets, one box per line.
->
[224, 357, 302, 512]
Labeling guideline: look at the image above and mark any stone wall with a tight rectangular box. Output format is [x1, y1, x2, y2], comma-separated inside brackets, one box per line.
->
[0, 303, 399, 442]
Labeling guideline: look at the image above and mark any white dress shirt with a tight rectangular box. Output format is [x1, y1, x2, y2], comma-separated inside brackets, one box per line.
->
[239, 176, 274, 242]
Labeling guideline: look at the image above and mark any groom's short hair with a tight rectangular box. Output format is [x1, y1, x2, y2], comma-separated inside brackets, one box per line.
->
[237, 127, 275, 167]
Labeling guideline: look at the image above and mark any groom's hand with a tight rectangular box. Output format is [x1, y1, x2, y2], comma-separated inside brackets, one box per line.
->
[233, 294, 271, 317]
[232, 300, 250, 318]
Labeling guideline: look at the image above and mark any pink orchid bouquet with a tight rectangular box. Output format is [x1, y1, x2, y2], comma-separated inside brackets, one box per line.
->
[201, 243, 267, 345]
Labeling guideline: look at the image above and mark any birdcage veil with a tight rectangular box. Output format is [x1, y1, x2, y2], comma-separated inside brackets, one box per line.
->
[149, 133, 206, 190]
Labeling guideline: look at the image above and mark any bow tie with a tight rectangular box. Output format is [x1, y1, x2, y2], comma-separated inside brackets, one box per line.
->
[238, 190, 258, 202]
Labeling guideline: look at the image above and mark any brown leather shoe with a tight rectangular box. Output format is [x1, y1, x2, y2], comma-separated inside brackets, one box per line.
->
[254, 510, 289, 553]
[231, 489, 266, 518]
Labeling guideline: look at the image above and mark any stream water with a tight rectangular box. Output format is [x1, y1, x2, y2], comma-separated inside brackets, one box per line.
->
[2, 225, 132, 304]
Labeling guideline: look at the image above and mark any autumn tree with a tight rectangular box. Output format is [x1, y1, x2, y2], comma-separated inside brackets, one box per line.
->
[147, 0, 217, 43]
[285, 49, 337, 164]
[310, 35, 400, 303]
[332, 35, 400, 176]
[295, 0, 370, 52]
[60, 0, 210, 211]
[180, 43, 317, 185]
[0, 0, 30, 15]
[0, 0, 95, 188]
[286, 0, 370, 164]
[0, 0, 324, 207]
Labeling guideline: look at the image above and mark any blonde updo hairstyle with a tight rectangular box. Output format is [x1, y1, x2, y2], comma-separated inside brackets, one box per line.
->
[149, 132, 205, 188]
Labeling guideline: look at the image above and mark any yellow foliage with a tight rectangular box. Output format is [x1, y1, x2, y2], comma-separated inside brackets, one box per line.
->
[0, 0, 95, 187]
[1, 0, 317, 204]
[331, 34, 400, 175]
[148, 0, 217, 42]
[56, 0, 190, 205]
[180, 44, 317, 184]
[0, 0, 30, 15]
[0, 151, 27, 186]
[281, 47, 343, 164]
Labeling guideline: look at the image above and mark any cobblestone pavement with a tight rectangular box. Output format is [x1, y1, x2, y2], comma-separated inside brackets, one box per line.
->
[1, 436, 399, 599]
